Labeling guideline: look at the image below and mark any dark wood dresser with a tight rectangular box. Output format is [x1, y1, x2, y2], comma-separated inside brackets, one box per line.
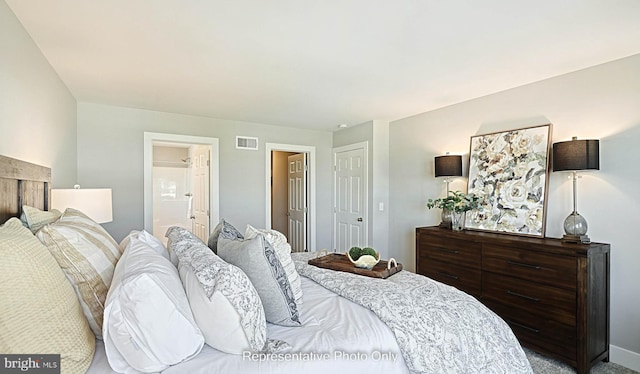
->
[415, 226, 610, 374]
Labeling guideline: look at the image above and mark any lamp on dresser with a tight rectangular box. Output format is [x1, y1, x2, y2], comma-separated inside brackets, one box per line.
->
[434, 153, 463, 228]
[552, 137, 599, 244]
[51, 185, 113, 224]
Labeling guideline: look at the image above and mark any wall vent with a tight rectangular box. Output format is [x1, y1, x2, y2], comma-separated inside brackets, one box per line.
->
[236, 136, 259, 150]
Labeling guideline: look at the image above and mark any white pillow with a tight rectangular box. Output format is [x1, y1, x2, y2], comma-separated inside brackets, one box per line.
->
[166, 226, 269, 354]
[119, 229, 169, 261]
[245, 225, 303, 304]
[103, 237, 204, 373]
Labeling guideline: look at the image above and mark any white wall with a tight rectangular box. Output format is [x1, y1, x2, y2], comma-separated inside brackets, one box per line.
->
[0, 2, 77, 186]
[389, 54, 640, 364]
[76, 102, 333, 247]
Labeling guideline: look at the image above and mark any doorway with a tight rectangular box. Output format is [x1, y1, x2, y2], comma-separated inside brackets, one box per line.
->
[144, 133, 220, 244]
[271, 151, 297, 239]
[265, 143, 316, 252]
[333, 141, 368, 253]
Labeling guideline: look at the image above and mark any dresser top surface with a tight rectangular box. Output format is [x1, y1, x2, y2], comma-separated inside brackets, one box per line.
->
[416, 226, 610, 256]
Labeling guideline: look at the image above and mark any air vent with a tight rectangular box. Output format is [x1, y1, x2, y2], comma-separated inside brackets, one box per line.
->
[236, 136, 259, 150]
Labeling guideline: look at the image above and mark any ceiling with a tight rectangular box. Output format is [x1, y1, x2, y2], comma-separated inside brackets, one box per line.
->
[6, 0, 640, 131]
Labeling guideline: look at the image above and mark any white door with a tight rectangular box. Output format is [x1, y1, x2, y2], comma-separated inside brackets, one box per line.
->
[288, 153, 307, 252]
[334, 144, 367, 253]
[191, 145, 210, 242]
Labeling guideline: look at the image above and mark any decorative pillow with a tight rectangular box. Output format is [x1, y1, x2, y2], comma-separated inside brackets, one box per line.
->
[36, 208, 122, 339]
[20, 205, 62, 233]
[103, 237, 204, 373]
[166, 226, 272, 354]
[207, 218, 243, 254]
[217, 233, 301, 326]
[245, 225, 303, 304]
[0, 218, 95, 374]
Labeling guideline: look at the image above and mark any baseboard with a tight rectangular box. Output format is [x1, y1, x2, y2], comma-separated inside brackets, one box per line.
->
[610, 344, 640, 372]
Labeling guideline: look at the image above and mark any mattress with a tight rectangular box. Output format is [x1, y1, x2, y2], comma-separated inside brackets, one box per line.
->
[87, 276, 409, 373]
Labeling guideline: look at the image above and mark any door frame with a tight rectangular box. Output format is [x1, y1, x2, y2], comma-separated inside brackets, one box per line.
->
[143, 132, 220, 235]
[265, 143, 316, 251]
[332, 141, 369, 252]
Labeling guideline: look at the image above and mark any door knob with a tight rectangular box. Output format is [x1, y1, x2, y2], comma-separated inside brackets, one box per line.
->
[357, 217, 363, 222]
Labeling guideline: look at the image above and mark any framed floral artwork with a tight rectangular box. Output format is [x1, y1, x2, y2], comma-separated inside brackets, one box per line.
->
[464, 124, 552, 237]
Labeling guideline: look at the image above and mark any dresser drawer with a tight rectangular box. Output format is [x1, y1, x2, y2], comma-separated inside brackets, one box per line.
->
[482, 272, 576, 326]
[485, 300, 577, 361]
[421, 259, 481, 298]
[483, 244, 576, 290]
[418, 235, 481, 269]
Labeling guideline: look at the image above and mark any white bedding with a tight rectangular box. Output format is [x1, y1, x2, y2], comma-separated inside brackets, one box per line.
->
[87, 276, 409, 374]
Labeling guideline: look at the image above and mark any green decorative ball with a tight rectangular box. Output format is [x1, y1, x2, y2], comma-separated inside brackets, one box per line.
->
[361, 247, 377, 258]
[349, 246, 362, 260]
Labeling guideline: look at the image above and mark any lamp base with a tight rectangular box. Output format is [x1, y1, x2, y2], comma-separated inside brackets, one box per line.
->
[561, 234, 591, 244]
[439, 208, 452, 229]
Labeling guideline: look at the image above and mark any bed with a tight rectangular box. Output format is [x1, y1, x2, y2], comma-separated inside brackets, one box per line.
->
[0, 155, 532, 374]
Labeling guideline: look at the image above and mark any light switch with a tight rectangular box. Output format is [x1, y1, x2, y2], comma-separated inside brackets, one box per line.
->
[379, 202, 384, 211]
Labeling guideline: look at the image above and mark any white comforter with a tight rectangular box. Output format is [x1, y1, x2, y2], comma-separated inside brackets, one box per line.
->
[87, 276, 409, 374]
[88, 252, 531, 374]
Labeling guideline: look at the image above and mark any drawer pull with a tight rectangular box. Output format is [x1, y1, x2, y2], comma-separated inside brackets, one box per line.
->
[435, 247, 459, 254]
[507, 320, 540, 334]
[506, 290, 540, 302]
[507, 260, 541, 270]
[437, 271, 460, 280]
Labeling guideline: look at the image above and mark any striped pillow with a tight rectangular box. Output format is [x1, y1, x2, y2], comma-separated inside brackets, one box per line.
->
[0, 218, 95, 374]
[37, 208, 122, 339]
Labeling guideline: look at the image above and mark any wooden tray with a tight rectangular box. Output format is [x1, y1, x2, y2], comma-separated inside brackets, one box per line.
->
[308, 253, 403, 279]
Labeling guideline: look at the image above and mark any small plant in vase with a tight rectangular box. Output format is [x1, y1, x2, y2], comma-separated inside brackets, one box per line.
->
[427, 191, 482, 230]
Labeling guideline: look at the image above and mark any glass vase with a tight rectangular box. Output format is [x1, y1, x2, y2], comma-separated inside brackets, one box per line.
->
[441, 208, 452, 227]
[451, 211, 464, 231]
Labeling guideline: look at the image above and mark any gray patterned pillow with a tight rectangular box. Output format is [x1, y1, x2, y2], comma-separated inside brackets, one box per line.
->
[207, 219, 243, 254]
[166, 226, 288, 353]
[217, 232, 301, 327]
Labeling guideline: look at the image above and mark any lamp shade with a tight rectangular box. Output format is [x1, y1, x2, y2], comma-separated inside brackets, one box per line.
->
[52, 188, 113, 223]
[434, 155, 463, 177]
[552, 138, 599, 171]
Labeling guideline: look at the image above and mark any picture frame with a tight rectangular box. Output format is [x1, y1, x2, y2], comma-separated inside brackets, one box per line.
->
[464, 124, 552, 237]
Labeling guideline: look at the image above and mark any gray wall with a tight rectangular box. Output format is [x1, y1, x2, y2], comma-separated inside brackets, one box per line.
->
[0, 2, 77, 186]
[389, 54, 640, 359]
[333, 120, 390, 258]
[77, 102, 333, 247]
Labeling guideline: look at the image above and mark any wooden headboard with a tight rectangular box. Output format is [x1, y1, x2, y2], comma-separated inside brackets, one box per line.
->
[0, 155, 51, 223]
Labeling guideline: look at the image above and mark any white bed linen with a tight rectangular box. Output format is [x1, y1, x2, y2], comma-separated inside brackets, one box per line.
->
[87, 277, 409, 374]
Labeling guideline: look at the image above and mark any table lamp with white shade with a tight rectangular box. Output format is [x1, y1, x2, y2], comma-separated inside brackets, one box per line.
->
[51, 185, 113, 224]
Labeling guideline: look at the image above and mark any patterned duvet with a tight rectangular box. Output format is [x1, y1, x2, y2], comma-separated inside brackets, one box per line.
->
[293, 252, 533, 374]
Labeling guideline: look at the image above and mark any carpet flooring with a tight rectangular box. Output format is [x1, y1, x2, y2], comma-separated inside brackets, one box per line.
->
[525, 348, 639, 373]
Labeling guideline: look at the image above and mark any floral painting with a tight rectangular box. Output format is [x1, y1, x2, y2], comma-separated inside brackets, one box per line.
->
[465, 124, 552, 237]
